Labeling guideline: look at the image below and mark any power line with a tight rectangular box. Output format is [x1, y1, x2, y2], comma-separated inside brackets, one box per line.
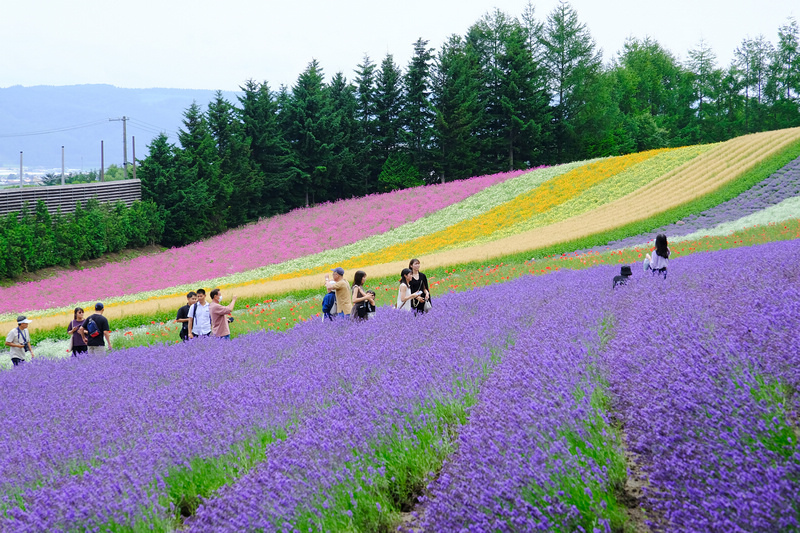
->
[0, 119, 110, 138]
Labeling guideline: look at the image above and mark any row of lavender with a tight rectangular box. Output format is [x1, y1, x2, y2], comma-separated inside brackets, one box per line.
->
[3, 241, 798, 531]
[418, 241, 800, 532]
[0, 274, 538, 531]
[582, 154, 800, 252]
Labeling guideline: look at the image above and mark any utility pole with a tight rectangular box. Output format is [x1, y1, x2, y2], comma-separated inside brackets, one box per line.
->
[100, 140, 105, 182]
[19, 152, 23, 189]
[109, 116, 128, 179]
[61, 146, 65, 186]
[132, 136, 137, 180]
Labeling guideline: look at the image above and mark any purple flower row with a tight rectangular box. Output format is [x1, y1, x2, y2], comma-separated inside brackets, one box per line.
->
[0, 278, 532, 531]
[597, 241, 800, 531]
[2, 239, 798, 531]
[419, 270, 622, 532]
[403, 241, 799, 532]
[184, 286, 539, 531]
[0, 321, 439, 531]
[582, 155, 800, 252]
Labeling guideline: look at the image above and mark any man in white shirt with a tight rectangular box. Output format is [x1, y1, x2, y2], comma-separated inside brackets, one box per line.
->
[5, 315, 35, 366]
[187, 288, 212, 338]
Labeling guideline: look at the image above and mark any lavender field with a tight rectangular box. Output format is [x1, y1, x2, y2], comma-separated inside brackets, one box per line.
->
[1, 240, 798, 532]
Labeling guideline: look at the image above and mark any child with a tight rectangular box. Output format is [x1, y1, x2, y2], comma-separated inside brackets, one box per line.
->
[365, 290, 377, 319]
[613, 265, 632, 288]
[322, 288, 337, 321]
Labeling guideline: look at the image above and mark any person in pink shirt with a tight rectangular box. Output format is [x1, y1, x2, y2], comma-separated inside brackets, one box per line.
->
[209, 288, 237, 340]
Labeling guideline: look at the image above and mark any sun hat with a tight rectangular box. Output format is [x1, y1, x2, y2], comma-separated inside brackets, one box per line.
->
[16, 315, 32, 324]
[620, 265, 632, 277]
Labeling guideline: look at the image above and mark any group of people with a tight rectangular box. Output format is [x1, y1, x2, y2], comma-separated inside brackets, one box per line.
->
[613, 233, 671, 288]
[323, 258, 432, 321]
[174, 288, 237, 342]
[8, 237, 669, 366]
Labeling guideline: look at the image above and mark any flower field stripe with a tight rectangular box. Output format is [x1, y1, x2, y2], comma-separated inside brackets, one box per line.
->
[3, 128, 798, 334]
[296, 150, 666, 274]
[580, 154, 800, 254]
[485, 143, 714, 242]
[0, 169, 522, 318]
[0, 165, 563, 324]
[410, 127, 800, 271]
[668, 196, 800, 243]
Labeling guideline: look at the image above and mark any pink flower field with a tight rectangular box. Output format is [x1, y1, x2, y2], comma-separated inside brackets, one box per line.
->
[1, 170, 526, 314]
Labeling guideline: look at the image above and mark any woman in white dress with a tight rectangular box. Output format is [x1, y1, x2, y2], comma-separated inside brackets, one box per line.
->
[397, 268, 422, 312]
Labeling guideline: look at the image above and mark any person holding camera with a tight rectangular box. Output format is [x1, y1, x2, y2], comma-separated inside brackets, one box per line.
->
[6, 315, 35, 366]
[209, 288, 237, 340]
[397, 269, 423, 313]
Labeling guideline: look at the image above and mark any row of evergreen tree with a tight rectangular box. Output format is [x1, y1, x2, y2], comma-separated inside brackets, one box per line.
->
[138, 2, 800, 247]
[0, 199, 163, 279]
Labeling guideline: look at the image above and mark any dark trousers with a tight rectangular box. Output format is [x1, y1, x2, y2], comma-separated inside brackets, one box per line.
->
[11, 358, 24, 366]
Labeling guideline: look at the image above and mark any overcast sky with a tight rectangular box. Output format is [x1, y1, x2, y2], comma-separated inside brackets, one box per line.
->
[1, 0, 797, 91]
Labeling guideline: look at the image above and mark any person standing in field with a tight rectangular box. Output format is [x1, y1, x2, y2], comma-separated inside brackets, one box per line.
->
[209, 288, 237, 340]
[68, 307, 88, 357]
[397, 268, 423, 312]
[350, 270, 375, 321]
[6, 315, 35, 366]
[80, 302, 111, 354]
[188, 288, 212, 339]
[325, 267, 352, 319]
[408, 258, 432, 314]
[176, 292, 197, 342]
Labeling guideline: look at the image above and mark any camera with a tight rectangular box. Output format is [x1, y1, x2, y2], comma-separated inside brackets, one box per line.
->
[227, 317, 235, 323]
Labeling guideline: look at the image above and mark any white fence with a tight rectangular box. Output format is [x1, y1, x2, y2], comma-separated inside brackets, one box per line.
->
[0, 180, 142, 217]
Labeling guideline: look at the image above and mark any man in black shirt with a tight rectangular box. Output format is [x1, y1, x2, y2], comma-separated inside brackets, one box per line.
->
[80, 302, 112, 354]
[176, 292, 197, 342]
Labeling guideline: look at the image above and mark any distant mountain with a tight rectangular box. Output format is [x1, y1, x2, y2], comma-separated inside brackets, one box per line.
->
[0, 84, 240, 172]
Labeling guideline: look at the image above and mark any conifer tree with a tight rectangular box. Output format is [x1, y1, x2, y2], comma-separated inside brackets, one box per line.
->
[431, 34, 482, 182]
[239, 80, 296, 215]
[539, 1, 602, 160]
[402, 38, 436, 177]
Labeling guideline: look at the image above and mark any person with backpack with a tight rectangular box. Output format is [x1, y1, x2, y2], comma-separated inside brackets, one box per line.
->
[176, 292, 197, 342]
[324, 267, 352, 319]
[187, 289, 212, 339]
[5, 315, 35, 366]
[321, 288, 337, 321]
[79, 302, 111, 354]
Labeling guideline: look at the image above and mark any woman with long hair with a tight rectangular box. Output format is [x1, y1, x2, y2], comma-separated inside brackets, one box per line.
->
[68, 307, 88, 357]
[408, 258, 431, 314]
[645, 234, 670, 278]
[351, 270, 375, 320]
[397, 268, 422, 312]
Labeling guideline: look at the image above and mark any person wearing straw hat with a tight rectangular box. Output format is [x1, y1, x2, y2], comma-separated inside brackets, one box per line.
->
[5, 315, 35, 366]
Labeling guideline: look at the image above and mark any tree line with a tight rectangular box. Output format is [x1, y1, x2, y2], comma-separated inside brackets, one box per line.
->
[138, 1, 800, 248]
[0, 199, 163, 279]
